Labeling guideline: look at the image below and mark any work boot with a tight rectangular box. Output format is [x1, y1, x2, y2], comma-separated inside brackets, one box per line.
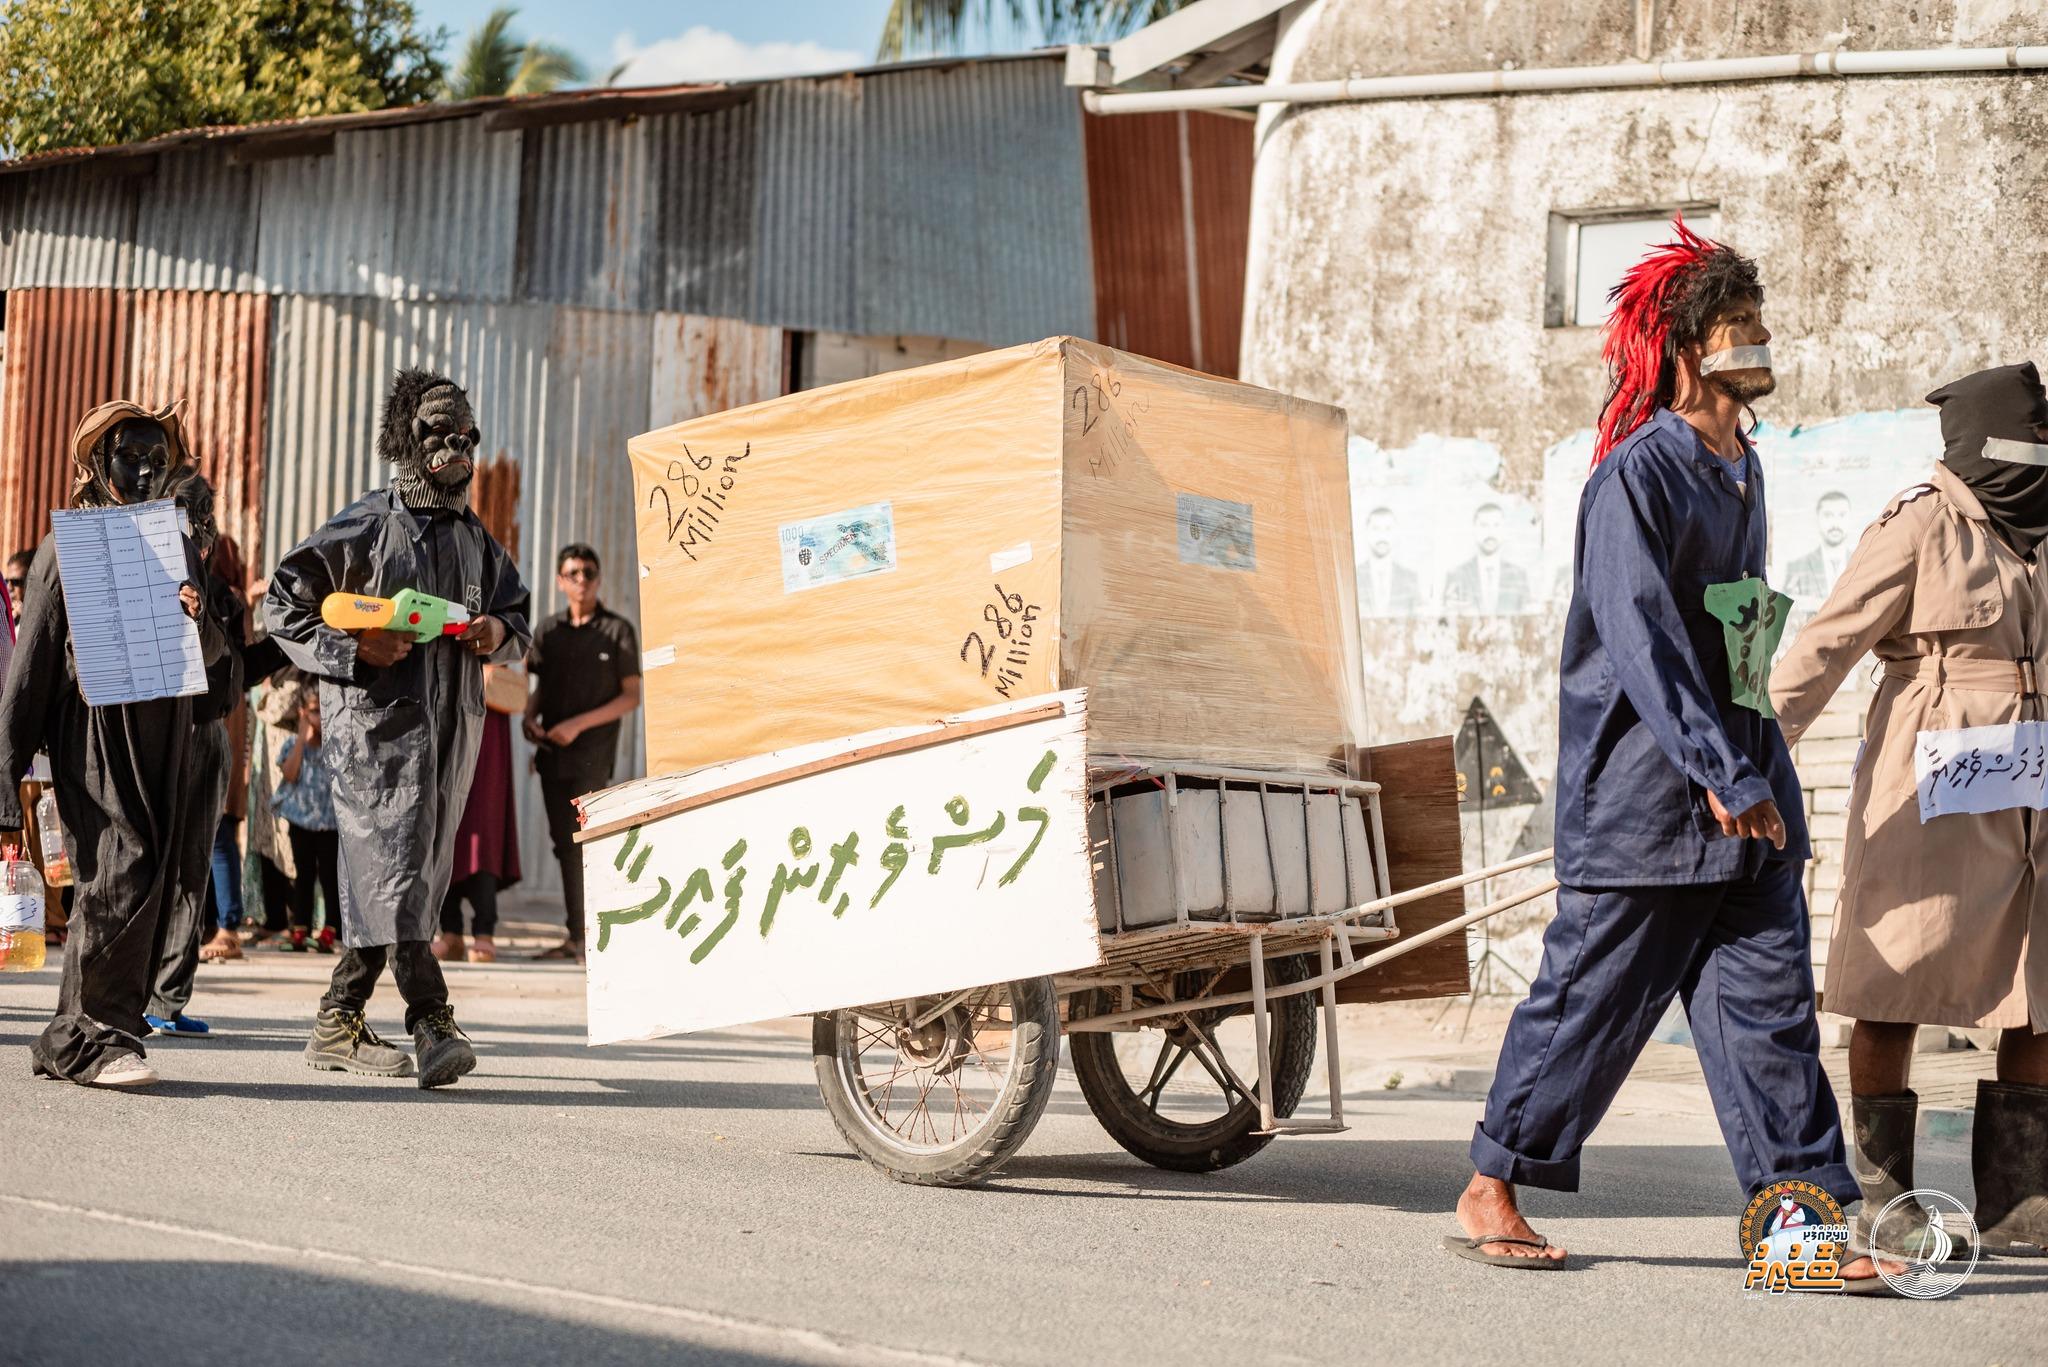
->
[1973, 1079, 2048, 1255]
[412, 1006, 476, 1090]
[1852, 1091, 1933, 1256]
[304, 1007, 414, 1077]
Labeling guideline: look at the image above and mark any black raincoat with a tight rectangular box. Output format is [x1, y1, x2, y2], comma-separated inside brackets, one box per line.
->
[263, 490, 530, 947]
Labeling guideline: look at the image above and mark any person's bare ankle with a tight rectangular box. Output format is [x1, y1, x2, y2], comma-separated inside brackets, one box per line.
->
[1455, 1172, 1565, 1260]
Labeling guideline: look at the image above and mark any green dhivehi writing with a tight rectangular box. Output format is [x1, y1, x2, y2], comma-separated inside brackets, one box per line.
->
[592, 748, 1061, 962]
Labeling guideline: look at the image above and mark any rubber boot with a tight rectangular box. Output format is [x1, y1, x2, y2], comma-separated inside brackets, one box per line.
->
[1973, 1079, 2048, 1256]
[1852, 1091, 1932, 1256]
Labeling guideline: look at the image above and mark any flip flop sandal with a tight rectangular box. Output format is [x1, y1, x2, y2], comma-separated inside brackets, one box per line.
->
[1442, 1234, 1566, 1269]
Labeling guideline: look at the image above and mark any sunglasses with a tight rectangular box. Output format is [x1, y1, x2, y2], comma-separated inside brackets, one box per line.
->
[559, 567, 598, 582]
[4, 577, 23, 591]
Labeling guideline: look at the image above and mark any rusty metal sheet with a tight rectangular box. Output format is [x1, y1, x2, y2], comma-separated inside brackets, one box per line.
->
[127, 290, 273, 565]
[254, 121, 522, 301]
[648, 313, 785, 429]
[0, 288, 133, 555]
[1184, 110, 1252, 380]
[1082, 110, 1252, 377]
[8, 165, 137, 289]
[131, 151, 260, 292]
[0, 176, 23, 290]
[749, 77, 862, 331]
[646, 100, 760, 319]
[856, 58, 1093, 345]
[514, 118, 652, 311]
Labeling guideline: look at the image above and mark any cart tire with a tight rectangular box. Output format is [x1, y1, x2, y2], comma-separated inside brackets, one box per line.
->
[812, 976, 1061, 1187]
[1069, 954, 1318, 1173]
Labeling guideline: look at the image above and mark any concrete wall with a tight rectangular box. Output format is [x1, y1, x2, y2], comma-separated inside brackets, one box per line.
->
[1241, 0, 2048, 975]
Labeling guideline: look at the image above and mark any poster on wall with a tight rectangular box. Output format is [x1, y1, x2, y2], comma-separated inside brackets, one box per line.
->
[1349, 435, 1547, 620]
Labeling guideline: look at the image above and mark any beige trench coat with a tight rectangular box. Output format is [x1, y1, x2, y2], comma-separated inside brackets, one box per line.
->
[1774, 463, 2046, 1029]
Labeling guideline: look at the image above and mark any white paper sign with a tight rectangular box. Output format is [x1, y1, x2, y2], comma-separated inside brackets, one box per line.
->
[49, 499, 207, 707]
[1914, 721, 2048, 822]
[583, 694, 1101, 1043]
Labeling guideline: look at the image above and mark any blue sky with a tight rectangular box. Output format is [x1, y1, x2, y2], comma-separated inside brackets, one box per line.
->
[416, 1, 1042, 85]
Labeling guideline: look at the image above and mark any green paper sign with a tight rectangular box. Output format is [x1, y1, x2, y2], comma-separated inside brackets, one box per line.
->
[1704, 577, 1793, 718]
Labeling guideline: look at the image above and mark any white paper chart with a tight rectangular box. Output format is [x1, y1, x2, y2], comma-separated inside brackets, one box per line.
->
[50, 499, 208, 707]
[1914, 721, 2048, 823]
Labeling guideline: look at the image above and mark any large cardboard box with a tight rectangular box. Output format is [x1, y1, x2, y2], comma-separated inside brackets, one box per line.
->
[626, 337, 1366, 777]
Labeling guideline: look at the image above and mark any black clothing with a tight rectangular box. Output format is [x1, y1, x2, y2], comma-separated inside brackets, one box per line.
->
[439, 871, 499, 937]
[147, 718, 230, 1020]
[264, 488, 531, 946]
[529, 604, 638, 787]
[320, 940, 449, 1033]
[258, 854, 292, 933]
[542, 774, 588, 944]
[287, 825, 342, 933]
[0, 533, 225, 1081]
[151, 573, 244, 1017]
[1927, 362, 2048, 560]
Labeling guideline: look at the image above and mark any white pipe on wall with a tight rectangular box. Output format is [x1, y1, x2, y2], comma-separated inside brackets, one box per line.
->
[1084, 45, 2048, 115]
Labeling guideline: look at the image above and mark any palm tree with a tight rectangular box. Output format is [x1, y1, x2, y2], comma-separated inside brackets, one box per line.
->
[442, 6, 587, 100]
[878, 1, 1190, 61]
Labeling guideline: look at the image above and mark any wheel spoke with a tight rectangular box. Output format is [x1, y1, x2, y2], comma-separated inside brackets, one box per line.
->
[1140, 1040, 1193, 1112]
[1188, 1020, 1259, 1107]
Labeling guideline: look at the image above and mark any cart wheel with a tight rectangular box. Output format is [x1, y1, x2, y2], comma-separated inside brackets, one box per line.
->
[1068, 954, 1318, 1173]
[812, 976, 1061, 1187]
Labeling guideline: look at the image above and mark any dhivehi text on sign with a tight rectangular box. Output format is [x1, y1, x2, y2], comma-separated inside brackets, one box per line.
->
[1914, 721, 2048, 823]
[582, 693, 1101, 1043]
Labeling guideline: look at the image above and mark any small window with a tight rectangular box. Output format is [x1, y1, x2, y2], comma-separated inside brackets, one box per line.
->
[1546, 205, 1720, 328]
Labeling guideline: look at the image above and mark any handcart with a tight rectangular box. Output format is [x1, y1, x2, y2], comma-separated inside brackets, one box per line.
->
[578, 690, 1556, 1187]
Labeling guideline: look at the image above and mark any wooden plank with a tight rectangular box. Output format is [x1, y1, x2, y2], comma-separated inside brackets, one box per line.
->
[1336, 735, 1471, 1003]
[577, 700, 1067, 843]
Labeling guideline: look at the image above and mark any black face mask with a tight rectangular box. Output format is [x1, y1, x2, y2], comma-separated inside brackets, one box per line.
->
[106, 420, 172, 504]
[1927, 362, 2048, 561]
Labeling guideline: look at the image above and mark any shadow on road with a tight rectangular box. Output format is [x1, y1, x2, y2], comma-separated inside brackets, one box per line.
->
[5, 1260, 831, 1367]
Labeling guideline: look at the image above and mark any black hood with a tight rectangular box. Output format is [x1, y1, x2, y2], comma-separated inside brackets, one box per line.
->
[1926, 361, 2048, 560]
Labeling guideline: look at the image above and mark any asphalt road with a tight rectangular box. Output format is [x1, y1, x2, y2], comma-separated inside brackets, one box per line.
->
[3, 954, 2042, 1367]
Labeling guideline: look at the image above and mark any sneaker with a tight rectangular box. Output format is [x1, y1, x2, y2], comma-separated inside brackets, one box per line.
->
[315, 927, 338, 955]
[304, 1007, 415, 1077]
[412, 1006, 477, 1090]
[88, 1053, 159, 1087]
[143, 1013, 210, 1036]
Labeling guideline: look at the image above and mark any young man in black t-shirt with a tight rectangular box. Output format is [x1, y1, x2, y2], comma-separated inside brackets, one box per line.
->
[524, 543, 641, 962]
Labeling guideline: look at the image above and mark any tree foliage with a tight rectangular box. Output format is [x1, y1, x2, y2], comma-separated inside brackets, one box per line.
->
[440, 5, 585, 101]
[0, 0, 448, 155]
[877, 0, 1187, 60]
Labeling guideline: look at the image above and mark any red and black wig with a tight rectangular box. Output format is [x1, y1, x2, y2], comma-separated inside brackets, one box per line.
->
[1593, 216, 1764, 465]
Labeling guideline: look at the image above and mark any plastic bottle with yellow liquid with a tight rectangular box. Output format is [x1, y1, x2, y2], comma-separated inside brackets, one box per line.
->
[36, 789, 71, 887]
[1, 848, 47, 972]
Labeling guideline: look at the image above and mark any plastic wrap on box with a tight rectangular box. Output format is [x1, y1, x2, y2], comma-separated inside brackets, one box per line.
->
[627, 337, 1366, 777]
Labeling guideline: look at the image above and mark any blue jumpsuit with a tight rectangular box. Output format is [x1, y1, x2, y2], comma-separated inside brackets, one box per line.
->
[1471, 409, 1858, 1204]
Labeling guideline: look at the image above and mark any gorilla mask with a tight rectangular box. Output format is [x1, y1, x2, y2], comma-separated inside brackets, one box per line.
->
[381, 368, 480, 513]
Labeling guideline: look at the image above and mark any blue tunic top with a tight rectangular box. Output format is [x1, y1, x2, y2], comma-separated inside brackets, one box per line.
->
[1554, 408, 1811, 887]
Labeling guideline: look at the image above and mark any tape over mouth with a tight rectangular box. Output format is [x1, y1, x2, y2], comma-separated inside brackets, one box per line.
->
[1981, 436, 2048, 467]
[1700, 345, 1774, 375]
